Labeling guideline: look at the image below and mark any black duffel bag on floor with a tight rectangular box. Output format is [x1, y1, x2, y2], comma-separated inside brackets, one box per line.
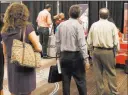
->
[48, 65, 62, 83]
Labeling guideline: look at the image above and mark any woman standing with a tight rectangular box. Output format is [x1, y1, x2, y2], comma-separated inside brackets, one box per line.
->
[1, 3, 42, 95]
[0, 16, 4, 95]
[53, 13, 65, 33]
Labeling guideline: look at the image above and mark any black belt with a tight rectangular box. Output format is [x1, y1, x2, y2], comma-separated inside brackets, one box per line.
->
[94, 47, 113, 50]
[60, 51, 83, 59]
[39, 26, 49, 29]
[61, 51, 80, 53]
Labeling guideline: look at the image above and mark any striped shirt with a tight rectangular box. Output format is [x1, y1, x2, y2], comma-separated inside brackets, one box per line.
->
[55, 18, 89, 59]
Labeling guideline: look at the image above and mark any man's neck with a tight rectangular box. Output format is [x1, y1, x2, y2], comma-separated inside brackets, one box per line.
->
[100, 18, 108, 21]
[44, 9, 49, 12]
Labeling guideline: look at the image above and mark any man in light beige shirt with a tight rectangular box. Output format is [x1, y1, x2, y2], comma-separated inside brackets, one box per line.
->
[36, 4, 52, 58]
[87, 8, 119, 95]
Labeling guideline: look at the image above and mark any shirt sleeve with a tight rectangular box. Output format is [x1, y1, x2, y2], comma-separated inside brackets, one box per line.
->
[1, 33, 7, 42]
[112, 24, 120, 51]
[26, 24, 35, 37]
[55, 25, 61, 55]
[36, 13, 40, 23]
[87, 24, 93, 51]
[77, 24, 89, 59]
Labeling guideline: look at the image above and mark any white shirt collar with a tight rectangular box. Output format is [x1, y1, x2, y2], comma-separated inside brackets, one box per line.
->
[69, 18, 77, 20]
[99, 18, 108, 21]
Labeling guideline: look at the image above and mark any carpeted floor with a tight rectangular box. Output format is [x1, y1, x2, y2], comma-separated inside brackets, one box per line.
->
[3, 58, 128, 95]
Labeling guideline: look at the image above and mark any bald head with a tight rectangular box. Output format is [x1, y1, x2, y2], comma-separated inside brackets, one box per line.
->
[99, 8, 109, 19]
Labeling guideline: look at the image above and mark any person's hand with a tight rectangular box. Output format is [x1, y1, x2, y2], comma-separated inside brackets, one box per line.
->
[37, 63, 42, 68]
[86, 63, 90, 70]
[84, 58, 90, 70]
[89, 51, 93, 58]
[1, 41, 3, 44]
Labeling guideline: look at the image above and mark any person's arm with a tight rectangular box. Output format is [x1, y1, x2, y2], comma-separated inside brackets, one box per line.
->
[28, 31, 42, 52]
[2, 41, 6, 55]
[87, 25, 93, 51]
[36, 13, 41, 27]
[36, 13, 40, 23]
[55, 25, 61, 56]
[113, 25, 120, 51]
[47, 13, 52, 26]
[2, 41, 7, 63]
[77, 24, 89, 60]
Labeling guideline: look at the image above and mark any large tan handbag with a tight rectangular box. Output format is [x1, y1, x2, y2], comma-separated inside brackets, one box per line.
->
[11, 27, 41, 68]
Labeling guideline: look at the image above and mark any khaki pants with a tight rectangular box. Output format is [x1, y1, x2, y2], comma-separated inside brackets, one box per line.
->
[92, 48, 119, 95]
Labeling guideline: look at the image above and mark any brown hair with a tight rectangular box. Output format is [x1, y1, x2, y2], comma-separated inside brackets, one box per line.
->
[69, 5, 80, 19]
[45, 4, 52, 9]
[1, 2, 30, 33]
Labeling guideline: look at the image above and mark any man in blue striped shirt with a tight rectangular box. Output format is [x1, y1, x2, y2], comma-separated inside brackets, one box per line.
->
[56, 5, 88, 95]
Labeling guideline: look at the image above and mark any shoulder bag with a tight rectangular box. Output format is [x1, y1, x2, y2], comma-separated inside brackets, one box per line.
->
[11, 27, 41, 68]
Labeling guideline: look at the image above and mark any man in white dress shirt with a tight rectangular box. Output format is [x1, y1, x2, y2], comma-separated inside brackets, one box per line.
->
[87, 8, 120, 95]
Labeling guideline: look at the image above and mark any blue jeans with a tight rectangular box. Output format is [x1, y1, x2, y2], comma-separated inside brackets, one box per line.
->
[38, 27, 49, 56]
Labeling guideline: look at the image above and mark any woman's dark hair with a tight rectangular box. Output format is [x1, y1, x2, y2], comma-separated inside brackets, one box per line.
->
[2, 2, 30, 33]
[69, 5, 80, 19]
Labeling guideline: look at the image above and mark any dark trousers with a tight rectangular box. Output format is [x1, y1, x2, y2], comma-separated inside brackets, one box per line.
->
[16, 93, 30, 95]
[60, 51, 87, 95]
[18, 93, 31, 95]
[0, 45, 4, 90]
[38, 27, 49, 56]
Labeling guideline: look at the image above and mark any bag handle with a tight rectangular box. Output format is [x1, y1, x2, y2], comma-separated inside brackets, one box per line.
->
[22, 26, 26, 46]
[21, 26, 26, 64]
[21, 26, 38, 67]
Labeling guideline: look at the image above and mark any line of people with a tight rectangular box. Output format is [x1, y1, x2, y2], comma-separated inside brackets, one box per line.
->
[55, 5, 120, 95]
[0, 2, 120, 95]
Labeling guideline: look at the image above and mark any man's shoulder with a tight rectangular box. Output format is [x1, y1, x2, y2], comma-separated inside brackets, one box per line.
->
[39, 9, 47, 13]
[92, 20, 115, 26]
[59, 19, 81, 26]
[108, 21, 116, 26]
[43, 9, 51, 15]
[38, 10, 44, 15]
[105, 20, 117, 28]
[58, 20, 67, 27]
[91, 21, 98, 27]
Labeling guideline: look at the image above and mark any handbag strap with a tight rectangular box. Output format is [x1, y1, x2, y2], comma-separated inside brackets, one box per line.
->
[21, 26, 26, 64]
[22, 26, 26, 46]
[21, 26, 38, 67]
